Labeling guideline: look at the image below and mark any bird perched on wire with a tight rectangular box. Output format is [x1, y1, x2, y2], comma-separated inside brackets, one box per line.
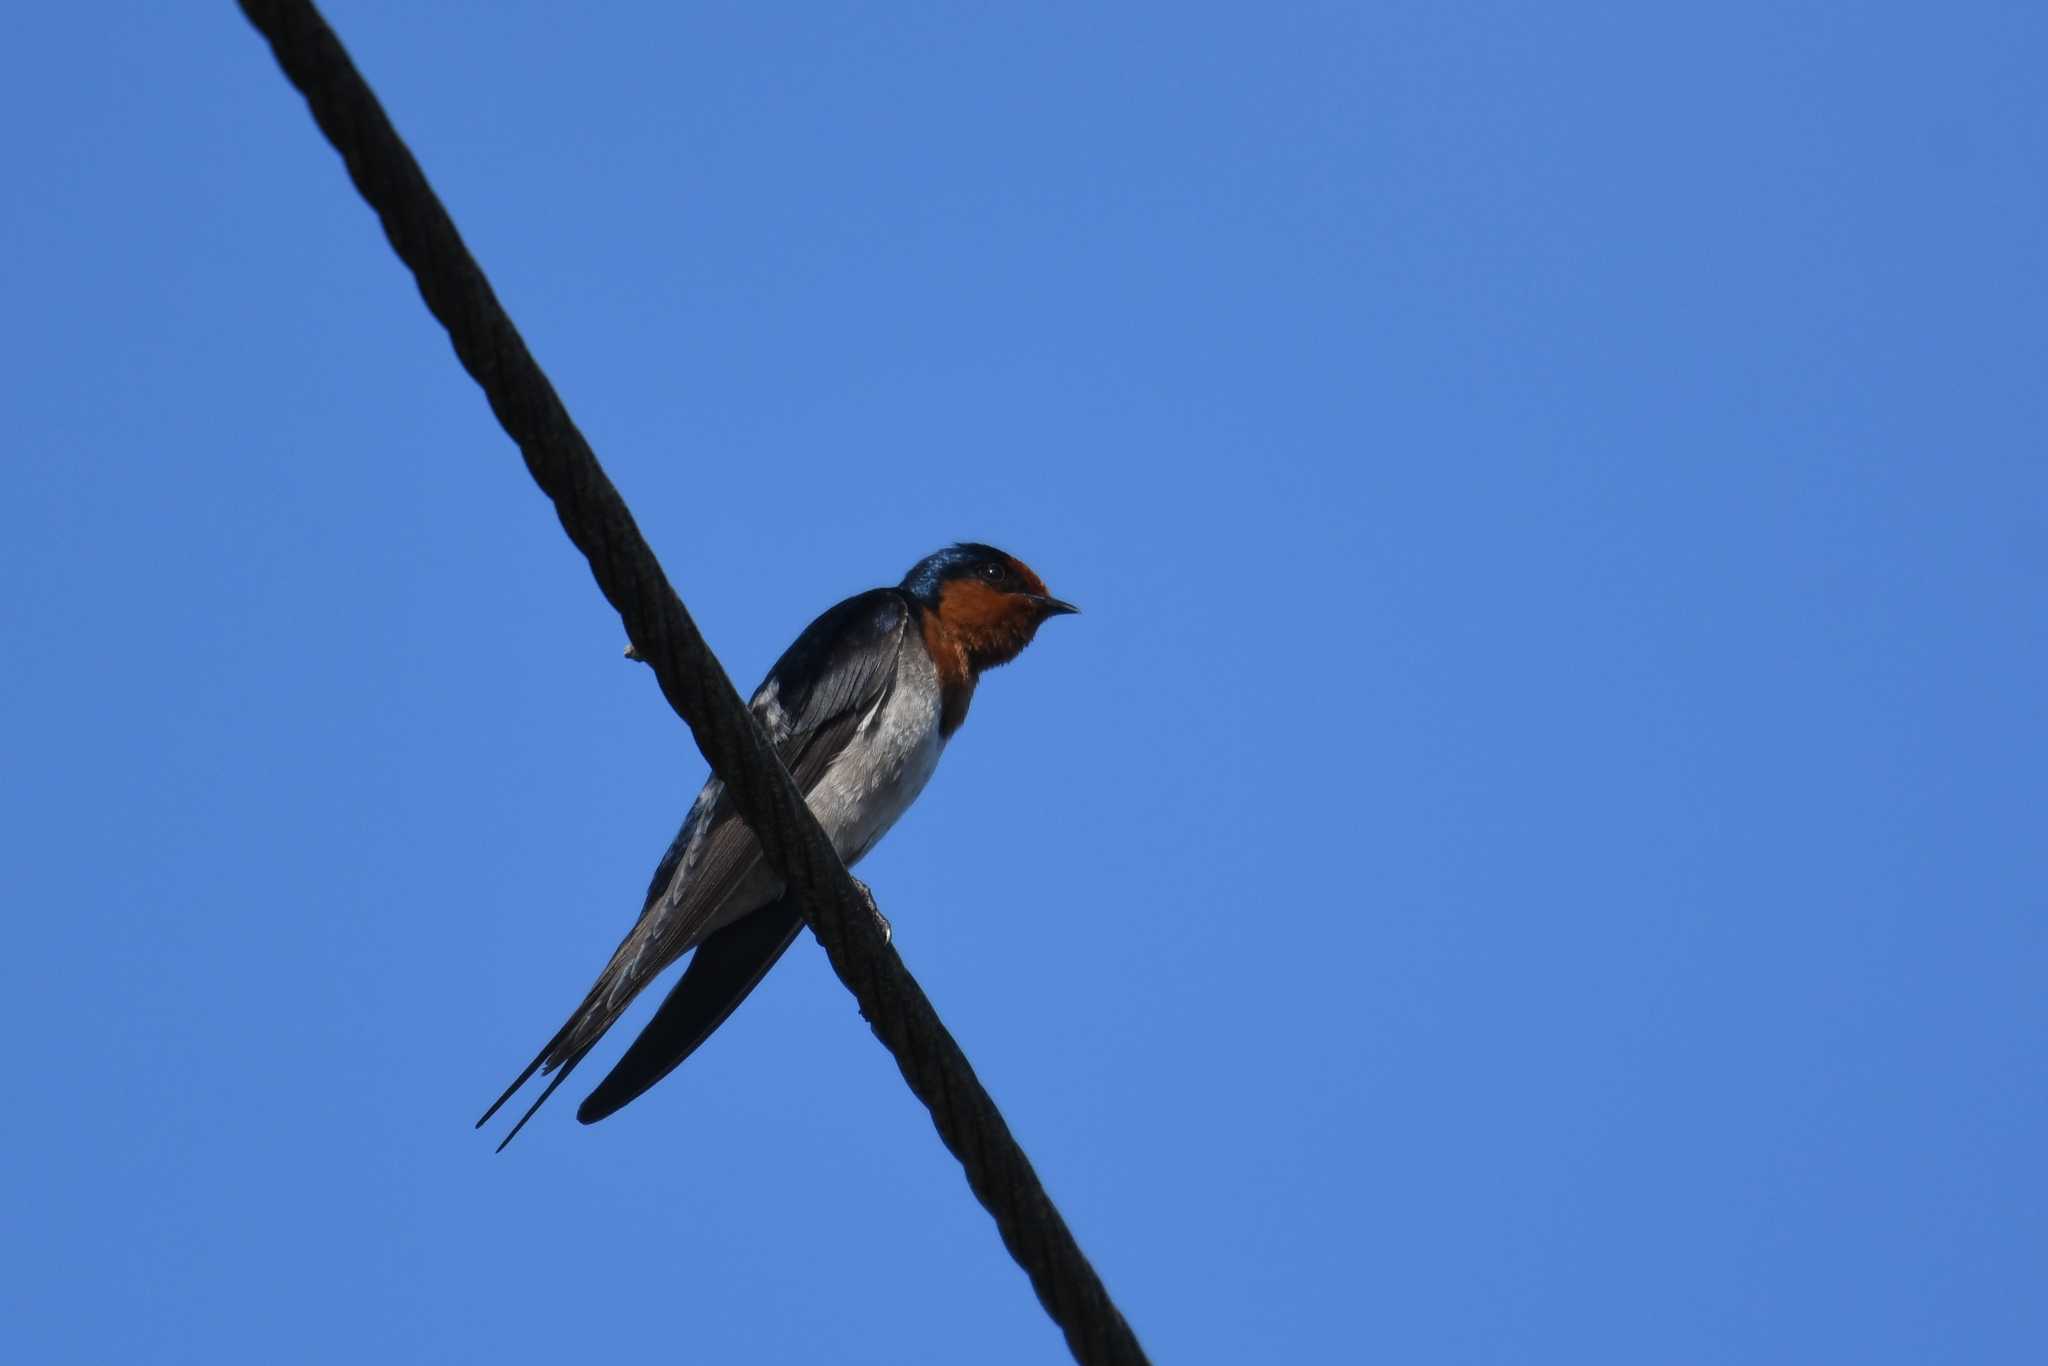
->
[478, 542, 1077, 1149]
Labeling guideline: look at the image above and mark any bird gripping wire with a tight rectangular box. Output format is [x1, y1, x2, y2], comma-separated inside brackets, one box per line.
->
[233, 3, 1149, 1363]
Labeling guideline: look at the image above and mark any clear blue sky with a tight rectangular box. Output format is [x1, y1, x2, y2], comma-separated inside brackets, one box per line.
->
[5, 3, 2043, 1362]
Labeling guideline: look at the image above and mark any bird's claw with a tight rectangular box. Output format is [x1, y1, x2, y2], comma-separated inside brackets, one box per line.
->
[851, 877, 891, 945]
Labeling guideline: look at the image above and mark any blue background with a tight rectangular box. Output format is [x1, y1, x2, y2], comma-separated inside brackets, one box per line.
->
[5, 3, 2044, 1362]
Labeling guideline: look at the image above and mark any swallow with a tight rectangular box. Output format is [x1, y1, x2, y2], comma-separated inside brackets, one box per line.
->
[478, 542, 1076, 1149]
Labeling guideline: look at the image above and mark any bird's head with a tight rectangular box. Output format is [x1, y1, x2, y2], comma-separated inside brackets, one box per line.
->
[901, 542, 1078, 673]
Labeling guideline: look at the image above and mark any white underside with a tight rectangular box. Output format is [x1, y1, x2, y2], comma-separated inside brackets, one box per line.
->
[694, 637, 947, 940]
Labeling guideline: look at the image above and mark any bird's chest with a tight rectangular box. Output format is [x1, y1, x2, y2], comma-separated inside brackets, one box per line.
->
[812, 657, 947, 866]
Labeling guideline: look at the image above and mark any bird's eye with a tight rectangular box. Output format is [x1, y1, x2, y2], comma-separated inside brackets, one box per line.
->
[979, 561, 1011, 586]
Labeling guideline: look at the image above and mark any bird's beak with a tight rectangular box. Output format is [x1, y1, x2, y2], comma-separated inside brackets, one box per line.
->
[1031, 595, 1080, 617]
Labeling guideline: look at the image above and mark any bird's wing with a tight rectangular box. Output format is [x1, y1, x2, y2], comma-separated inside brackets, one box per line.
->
[479, 589, 913, 1145]
[575, 894, 806, 1124]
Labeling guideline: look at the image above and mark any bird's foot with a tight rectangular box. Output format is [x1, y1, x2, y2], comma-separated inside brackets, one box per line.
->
[850, 877, 891, 945]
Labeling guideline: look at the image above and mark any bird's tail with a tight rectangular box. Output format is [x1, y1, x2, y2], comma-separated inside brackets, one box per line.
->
[476, 936, 657, 1150]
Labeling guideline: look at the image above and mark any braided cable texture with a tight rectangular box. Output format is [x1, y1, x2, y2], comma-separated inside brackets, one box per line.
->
[234, 4, 1148, 1362]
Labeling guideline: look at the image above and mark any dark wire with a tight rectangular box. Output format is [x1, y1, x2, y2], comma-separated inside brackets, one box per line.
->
[233, 4, 1149, 1362]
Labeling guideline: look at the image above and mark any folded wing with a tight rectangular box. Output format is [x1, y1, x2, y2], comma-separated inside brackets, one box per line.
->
[479, 589, 913, 1146]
